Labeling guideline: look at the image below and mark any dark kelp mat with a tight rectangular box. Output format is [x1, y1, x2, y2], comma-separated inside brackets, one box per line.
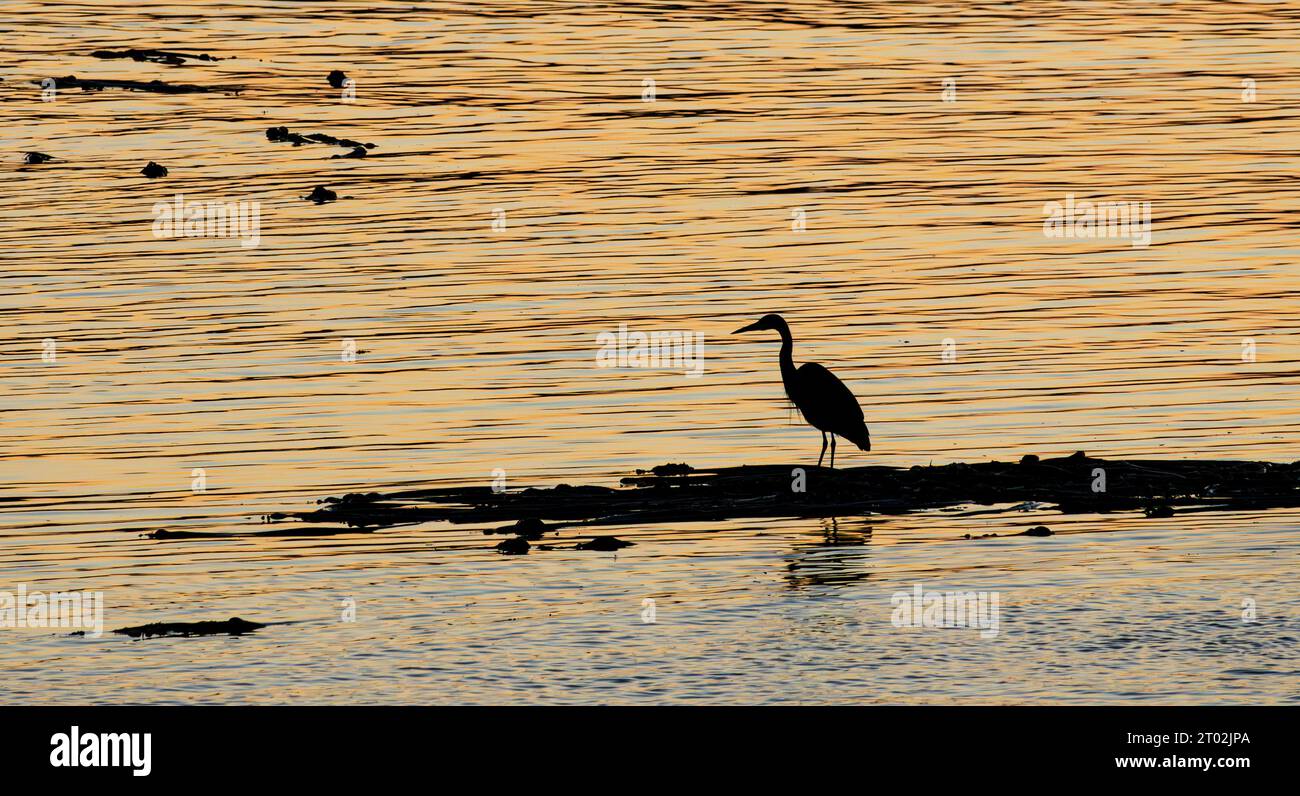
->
[113, 617, 265, 639]
[37, 75, 243, 94]
[90, 48, 225, 65]
[228, 453, 1300, 535]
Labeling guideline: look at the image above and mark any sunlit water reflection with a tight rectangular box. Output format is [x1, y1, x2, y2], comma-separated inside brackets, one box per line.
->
[1, 0, 1297, 703]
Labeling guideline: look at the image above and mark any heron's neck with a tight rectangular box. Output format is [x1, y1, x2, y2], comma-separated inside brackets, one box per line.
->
[777, 325, 797, 387]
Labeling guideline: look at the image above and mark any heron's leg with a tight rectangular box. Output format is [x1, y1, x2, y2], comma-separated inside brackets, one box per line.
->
[830, 435, 837, 469]
[817, 431, 827, 468]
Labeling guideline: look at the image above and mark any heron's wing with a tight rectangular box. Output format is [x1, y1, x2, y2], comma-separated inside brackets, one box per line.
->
[795, 362, 864, 424]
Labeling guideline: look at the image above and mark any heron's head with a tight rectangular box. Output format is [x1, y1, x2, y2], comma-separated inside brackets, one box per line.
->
[732, 313, 787, 335]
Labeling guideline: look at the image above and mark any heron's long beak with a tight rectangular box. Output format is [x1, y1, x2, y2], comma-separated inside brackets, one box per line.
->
[732, 322, 761, 334]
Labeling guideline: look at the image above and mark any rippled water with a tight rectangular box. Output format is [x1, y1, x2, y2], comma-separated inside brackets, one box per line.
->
[2, 0, 1298, 703]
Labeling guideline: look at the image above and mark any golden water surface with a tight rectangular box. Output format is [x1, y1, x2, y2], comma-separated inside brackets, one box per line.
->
[1, 0, 1298, 703]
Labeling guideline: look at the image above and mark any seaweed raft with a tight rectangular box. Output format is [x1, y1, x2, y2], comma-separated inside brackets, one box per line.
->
[279, 453, 1300, 532]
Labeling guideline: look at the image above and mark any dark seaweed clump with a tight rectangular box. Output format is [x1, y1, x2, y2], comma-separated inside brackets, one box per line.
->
[113, 617, 265, 639]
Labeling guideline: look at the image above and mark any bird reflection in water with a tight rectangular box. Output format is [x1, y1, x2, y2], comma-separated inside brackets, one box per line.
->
[782, 517, 875, 590]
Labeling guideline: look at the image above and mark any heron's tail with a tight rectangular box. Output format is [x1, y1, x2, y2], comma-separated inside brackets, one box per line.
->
[845, 422, 871, 452]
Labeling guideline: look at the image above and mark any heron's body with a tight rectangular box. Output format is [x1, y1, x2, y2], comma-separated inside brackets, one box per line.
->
[735, 313, 870, 467]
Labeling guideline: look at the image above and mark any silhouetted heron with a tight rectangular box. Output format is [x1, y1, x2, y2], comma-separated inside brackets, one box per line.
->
[733, 313, 871, 468]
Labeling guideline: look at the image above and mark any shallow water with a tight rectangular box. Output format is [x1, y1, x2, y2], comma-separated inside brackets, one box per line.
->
[2, 0, 1298, 703]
